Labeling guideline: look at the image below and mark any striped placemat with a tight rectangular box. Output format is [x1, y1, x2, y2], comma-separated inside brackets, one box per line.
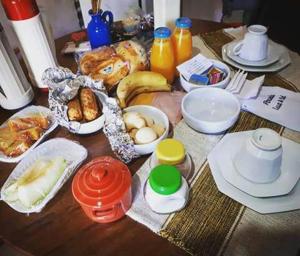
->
[158, 29, 297, 256]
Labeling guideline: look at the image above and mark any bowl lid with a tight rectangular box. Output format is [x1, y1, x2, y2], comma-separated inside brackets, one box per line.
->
[72, 156, 131, 207]
[149, 165, 181, 195]
[155, 139, 185, 165]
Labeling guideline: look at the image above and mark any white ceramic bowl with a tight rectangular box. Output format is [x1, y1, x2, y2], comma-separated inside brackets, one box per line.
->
[180, 59, 231, 92]
[181, 88, 240, 134]
[76, 115, 105, 134]
[123, 105, 169, 155]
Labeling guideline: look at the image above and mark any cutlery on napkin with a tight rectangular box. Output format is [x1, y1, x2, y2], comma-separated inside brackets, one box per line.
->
[226, 70, 264, 100]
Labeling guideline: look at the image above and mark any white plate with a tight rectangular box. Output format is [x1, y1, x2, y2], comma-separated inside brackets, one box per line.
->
[222, 41, 291, 72]
[208, 131, 300, 214]
[0, 105, 58, 163]
[0, 138, 88, 213]
[212, 131, 300, 197]
[226, 41, 280, 67]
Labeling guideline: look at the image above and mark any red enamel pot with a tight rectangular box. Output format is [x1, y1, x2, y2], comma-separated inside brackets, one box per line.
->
[72, 156, 132, 223]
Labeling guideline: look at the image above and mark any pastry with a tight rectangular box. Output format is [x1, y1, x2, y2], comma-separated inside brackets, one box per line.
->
[115, 40, 147, 74]
[4, 138, 33, 157]
[0, 114, 50, 157]
[67, 98, 83, 122]
[135, 127, 157, 144]
[80, 88, 99, 121]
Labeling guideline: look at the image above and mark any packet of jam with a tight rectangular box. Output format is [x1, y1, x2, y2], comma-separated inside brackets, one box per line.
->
[189, 74, 209, 85]
[207, 67, 225, 84]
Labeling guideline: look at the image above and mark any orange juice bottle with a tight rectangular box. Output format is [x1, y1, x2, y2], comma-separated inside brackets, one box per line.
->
[150, 27, 175, 84]
[172, 17, 192, 74]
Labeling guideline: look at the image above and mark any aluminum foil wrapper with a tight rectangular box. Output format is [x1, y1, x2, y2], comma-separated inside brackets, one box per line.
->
[42, 67, 139, 163]
[98, 94, 139, 163]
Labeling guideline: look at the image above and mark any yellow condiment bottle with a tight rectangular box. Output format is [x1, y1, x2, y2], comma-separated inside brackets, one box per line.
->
[150, 27, 175, 84]
[156, 138, 186, 165]
[151, 138, 192, 179]
[172, 17, 192, 75]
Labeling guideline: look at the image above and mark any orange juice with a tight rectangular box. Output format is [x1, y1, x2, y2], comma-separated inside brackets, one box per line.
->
[172, 18, 192, 74]
[150, 27, 175, 84]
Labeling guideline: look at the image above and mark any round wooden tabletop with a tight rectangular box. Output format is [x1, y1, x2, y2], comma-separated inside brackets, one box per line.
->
[0, 20, 228, 256]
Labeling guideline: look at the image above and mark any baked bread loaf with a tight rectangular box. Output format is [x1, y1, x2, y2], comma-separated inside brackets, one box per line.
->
[80, 88, 100, 121]
[79, 47, 129, 92]
[90, 56, 129, 92]
[115, 40, 147, 74]
[80, 46, 116, 75]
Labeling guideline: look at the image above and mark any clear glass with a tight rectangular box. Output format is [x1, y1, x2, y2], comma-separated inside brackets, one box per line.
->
[149, 152, 193, 181]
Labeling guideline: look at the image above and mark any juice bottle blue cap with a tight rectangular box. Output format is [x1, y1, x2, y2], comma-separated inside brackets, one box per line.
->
[176, 17, 192, 29]
[154, 27, 171, 38]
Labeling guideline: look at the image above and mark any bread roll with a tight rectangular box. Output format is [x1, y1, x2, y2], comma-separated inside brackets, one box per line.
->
[115, 40, 148, 74]
[80, 46, 116, 75]
[90, 56, 129, 91]
[80, 88, 99, 121]
[67, 98, 83, 121]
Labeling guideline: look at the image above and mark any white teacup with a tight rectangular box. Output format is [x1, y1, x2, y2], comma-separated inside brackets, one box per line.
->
[233, 25, 268, 61]
[233, 128, 282, 183]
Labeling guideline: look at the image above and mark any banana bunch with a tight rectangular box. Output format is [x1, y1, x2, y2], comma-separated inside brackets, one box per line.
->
[117, 71, 171, 108]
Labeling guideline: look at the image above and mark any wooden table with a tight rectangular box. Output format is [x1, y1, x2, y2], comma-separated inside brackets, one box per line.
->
[0, 20, 228, 256]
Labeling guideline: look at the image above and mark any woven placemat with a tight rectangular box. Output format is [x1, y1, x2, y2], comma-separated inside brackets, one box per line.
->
[158, 29, 296, 256]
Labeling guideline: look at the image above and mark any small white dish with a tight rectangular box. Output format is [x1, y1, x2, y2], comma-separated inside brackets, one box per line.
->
[74, 114, 105, 135]
[180, 59, 231, 92]
[209, 130, 300, 198]
[123, 105, 169, 155]
[181, 88, 240, 134]
[0, 105, 58, 163]
[227, 40, 279, 67]
[0, 138, 88, 213]
[222, 41, 291, 72]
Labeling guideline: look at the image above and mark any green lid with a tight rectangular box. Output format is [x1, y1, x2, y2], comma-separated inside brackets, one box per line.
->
[149, 165, 181, 195]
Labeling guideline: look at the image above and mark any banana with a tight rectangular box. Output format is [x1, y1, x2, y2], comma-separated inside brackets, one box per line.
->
[117, 71, 171, 108]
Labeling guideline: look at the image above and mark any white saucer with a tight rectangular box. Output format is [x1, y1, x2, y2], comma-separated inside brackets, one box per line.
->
[226, 41, 279, 67]
[213, 131, 300, 197]
[208, 131, 300, 214]
[222, 41, 291, 72]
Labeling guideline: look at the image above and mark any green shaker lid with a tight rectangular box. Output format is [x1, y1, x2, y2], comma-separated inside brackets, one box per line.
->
[149, 165, 181, 195]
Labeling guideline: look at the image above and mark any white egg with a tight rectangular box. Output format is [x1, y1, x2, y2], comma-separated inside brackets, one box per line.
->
[135, 127, 157, 144]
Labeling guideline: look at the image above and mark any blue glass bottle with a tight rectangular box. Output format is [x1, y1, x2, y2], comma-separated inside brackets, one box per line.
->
[87, 9, 113, 49]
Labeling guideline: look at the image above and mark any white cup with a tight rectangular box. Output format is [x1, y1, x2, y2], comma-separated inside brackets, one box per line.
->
[233, 25, 268, 61]
[233, 128, 282, 183]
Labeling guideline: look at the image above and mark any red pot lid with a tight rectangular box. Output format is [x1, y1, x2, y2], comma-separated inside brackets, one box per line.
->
[72, 156, 132, 208]
[1, 0, 39, 21]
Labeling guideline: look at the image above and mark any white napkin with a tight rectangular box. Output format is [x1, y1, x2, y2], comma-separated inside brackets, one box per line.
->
[241, 86, 300, 132]
[235, 75, 265, 100]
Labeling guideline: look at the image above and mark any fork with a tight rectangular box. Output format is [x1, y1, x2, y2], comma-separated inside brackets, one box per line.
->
[232, 71, 248, 94]
[226, 69, 242, 91]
